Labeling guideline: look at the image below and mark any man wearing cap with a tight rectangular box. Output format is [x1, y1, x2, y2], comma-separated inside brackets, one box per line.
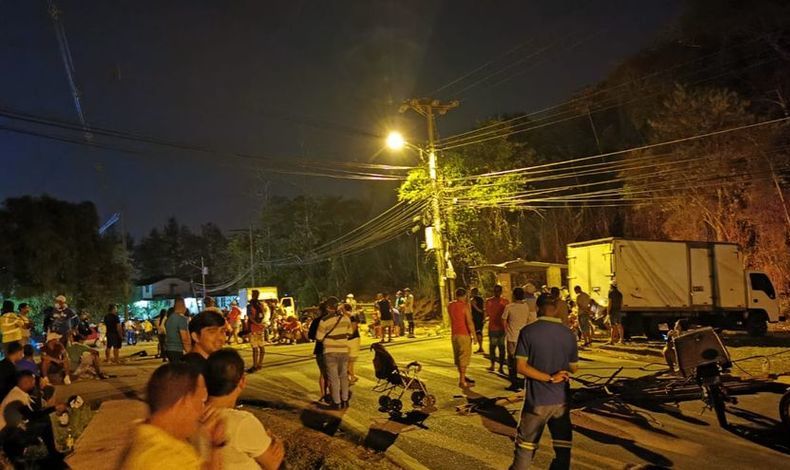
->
[43, 295, 77, 346]
[41, 332, 71, 385]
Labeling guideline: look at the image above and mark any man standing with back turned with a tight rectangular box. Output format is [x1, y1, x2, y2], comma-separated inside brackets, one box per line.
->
[511, 293, 579, 470]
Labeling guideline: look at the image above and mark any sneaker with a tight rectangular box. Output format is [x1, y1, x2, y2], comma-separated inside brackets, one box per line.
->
[63, 375, 71, 385]
[340, 400, 349, 409]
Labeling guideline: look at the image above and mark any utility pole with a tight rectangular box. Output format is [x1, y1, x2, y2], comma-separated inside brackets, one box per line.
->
[249, 224, 256, 286]
[400, 98, 459, 328]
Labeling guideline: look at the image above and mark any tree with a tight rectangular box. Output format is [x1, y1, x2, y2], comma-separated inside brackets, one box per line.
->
[0, 195, 131, 316]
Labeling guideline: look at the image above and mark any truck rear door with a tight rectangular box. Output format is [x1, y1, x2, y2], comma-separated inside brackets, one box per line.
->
[689, 247, 713, 307]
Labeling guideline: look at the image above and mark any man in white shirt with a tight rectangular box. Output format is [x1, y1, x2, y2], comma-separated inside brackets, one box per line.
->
[204, 349, 284, 470]
[0, 371, 34, 429]
[502, 287, 537, 392]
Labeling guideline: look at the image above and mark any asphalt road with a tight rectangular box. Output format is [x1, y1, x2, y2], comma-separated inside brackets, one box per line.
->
[65, 336, 790, 469]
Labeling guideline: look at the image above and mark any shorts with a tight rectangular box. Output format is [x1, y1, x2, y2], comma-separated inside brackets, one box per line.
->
[609, 310, 623, 325]
[348, 337, 361, 359]
[380, 320, 394, 327]
[451, 335, 472, 367]
[472, 313, 485, 334]
[250, 331, 265, 348]
[578, 314, 592, 331]
[315, 354, 326, 376]
[404, 313, 414, 323]
[106, 334, 122, 349]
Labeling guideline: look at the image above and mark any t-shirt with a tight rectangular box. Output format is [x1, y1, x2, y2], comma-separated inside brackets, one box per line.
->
[247, 301, 265, 333]
[217, 408, 272, 470]
[317, 314, 351, 355]
[1, 313, 23, 343]
[402, 294, 414, 314]
[515, 317, 579, 407]
[47, 307, 77, 335]
[485, 297, 509, 332]
[608, 288, 623, 314]
[448, 300, 470, 336]
[0, 358, 18, 402]
[0, 386, 32, 429]
[502, 301, 536, 344]
[165, 314, 189, 352]
[377, 299, 392, 321]
[228, 306, 242, 323]
[15, 359, 38, 377]
[121, 423, 202, 470]
[67, 343, 92, 368]
[471, 296, 485, 321]
[104, 313, 121, 338]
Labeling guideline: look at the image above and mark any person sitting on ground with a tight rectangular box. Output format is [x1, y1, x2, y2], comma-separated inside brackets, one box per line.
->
[182, 311, 228, 372]
[0, 342, 25, 401]
[204, 349, 285, 470]
[281, 316, 303, 344]
[66, 336, 109, 380]
[0, 400, 50, 467]
[15, 344, 38, 377]
[41, 333, 71, 385]
[0, 370, 66, 462]
[120, 362, 225, 470]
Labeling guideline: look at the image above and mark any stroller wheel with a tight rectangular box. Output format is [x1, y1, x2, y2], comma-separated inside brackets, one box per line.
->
[389, 398, 403, 412]
[423, 395, 436, 407]
[411, 391, 426, 406]
[378, 395, 391, 408]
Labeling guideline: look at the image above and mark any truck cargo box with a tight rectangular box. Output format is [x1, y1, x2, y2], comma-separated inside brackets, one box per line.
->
[567, 238, 746, 312]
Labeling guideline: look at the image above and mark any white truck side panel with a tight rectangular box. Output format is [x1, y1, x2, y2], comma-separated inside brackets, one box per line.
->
[613, 240, 690, 309]
[713, 244, 746, 308]
[567, 242, 612, 306]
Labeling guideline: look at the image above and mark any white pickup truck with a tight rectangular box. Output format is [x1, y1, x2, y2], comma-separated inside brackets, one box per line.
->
[567, 238, 784, 337]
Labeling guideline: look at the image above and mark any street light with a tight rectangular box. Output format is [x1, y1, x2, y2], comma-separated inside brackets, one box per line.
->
[385, 131, 406, 151]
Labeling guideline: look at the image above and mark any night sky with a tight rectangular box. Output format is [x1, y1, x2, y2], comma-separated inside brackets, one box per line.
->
[1, 0, 679, 237]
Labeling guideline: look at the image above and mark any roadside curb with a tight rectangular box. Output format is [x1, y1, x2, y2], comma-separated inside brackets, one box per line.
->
[597, 344, 664, 358]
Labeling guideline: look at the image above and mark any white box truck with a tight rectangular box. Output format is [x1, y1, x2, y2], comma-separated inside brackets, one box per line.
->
[567, 238, 783, 337]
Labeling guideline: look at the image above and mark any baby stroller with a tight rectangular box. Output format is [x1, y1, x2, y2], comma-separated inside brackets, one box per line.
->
[371, 342, 435, 417]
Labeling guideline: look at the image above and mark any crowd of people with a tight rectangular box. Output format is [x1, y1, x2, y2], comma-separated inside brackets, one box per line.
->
[446, 281, 626, 469]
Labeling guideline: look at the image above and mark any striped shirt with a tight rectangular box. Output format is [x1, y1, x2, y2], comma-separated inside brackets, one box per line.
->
[317, 314, 352, 354]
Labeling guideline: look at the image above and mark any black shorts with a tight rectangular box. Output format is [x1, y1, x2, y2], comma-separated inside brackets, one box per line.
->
[106, 334, 122, 349]
[609, 310, 623, 325]
[472, 313, 485, 334]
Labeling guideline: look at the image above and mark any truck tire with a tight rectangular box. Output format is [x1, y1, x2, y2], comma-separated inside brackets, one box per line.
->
[746, 310, 768, 337]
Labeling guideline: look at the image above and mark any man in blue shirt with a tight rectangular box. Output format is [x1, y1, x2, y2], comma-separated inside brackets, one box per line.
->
[511, 293, 578, 470]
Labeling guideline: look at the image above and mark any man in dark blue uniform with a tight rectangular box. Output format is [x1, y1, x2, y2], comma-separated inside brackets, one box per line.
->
[511, 293, 578, 469]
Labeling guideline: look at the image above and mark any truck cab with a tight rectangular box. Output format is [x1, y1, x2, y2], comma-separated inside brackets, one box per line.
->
[745, 271, 783, 335]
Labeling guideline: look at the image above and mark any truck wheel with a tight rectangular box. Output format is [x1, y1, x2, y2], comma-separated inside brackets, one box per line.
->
[746, 311, 768, 337]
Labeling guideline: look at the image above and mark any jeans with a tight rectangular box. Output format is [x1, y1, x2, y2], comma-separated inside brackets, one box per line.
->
[507, 341, 518, 386]
[404, 313, 415, 335]
[511, 402, 572, 470]
[126, 330, 136, 345]
[489, 331, 505, 368]
[324, 352, 350, 404]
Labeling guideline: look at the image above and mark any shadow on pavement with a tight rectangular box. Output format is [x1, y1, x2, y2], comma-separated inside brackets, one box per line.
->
[457, 388, 519, 438]
[583, 401, 678, 439]
[299, 405, 346, 437]
[724, 406, 790, 454]
[573, 421, 674, 467]
[364, 410, 430, 452]
[722, 331, 790, 348]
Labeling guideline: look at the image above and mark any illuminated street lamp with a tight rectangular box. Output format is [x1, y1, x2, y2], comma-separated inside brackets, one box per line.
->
[385, 131, 406, 151]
